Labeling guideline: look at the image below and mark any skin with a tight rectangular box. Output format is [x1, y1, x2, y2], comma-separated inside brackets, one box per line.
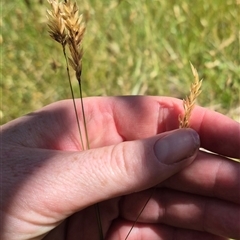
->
[1, 96, 240, 240]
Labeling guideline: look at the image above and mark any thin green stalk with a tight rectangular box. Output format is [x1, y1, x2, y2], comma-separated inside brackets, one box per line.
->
[61, 43, 86, 239]
[125, 188, 156, 240]
[77, 77, 103, 240]
[47, 0, 102, 238]
[77, 79, 90, 150]
[62, 45, 85, 150]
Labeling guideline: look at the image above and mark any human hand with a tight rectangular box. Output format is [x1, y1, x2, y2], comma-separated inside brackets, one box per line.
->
[1, 96, 239, 240]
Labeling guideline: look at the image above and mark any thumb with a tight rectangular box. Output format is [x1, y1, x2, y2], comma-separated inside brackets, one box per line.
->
[36, 128, 200, 212]
[9, 128, 199, 224]
[85, 128, 200, 200]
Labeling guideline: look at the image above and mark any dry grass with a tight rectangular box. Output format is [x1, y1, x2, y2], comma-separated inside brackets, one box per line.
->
[179, 63, 202, 128]
[47, 0, 89, 150]
[47, 0, 85, 81]
[47, 0, 68, 45]
[47, 1, 102, 238]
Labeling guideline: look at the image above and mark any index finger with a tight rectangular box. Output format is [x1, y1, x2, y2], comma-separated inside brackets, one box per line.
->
[110, 96, 240, 158]
[4, 96, 240, 158]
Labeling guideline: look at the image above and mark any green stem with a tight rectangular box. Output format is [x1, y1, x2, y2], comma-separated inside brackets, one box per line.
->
[62, 44, 85, 150]
[77, 78, 103, 240]
[77, 80, 90, 150]
[124, 188, 156, 240]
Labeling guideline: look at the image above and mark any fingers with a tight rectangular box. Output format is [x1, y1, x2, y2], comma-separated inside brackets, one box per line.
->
[162, 151, 240, 204]
[188, 106, 240, 158]
[109, 95, 240, 157]
[3, 96, 239, 158]
[107, 220, 228, 240]
[120, 189, 240, 239]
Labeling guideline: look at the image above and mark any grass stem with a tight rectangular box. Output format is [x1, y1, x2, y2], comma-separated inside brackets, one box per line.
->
[125, 188, 156, 239]
[62, 44, 85, 150]
[77, 77, 103, 239]
[77, 79, 90, 150]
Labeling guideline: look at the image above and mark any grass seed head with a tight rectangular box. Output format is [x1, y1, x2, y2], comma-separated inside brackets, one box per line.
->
[47, 0, 68, 45]
[179, 63, 202, 128]
[47, 0, 85, 82]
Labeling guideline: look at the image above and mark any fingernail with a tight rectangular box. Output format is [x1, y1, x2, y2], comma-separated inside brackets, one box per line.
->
[154, 129, 200, 164]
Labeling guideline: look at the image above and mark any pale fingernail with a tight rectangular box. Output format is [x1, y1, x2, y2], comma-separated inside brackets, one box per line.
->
[154, 129, 200, 164]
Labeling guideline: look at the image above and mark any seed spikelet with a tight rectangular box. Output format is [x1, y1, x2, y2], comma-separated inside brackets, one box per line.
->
[179, 63, 202, 128]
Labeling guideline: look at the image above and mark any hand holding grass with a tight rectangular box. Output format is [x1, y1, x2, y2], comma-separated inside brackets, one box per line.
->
[1, 96, 239, 240]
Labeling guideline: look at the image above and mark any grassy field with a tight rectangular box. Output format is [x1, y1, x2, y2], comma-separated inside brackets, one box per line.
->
[1, 0, 240, 124]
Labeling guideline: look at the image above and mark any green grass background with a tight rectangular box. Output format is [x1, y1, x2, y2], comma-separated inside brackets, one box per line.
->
[1, 0, 240, 124]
